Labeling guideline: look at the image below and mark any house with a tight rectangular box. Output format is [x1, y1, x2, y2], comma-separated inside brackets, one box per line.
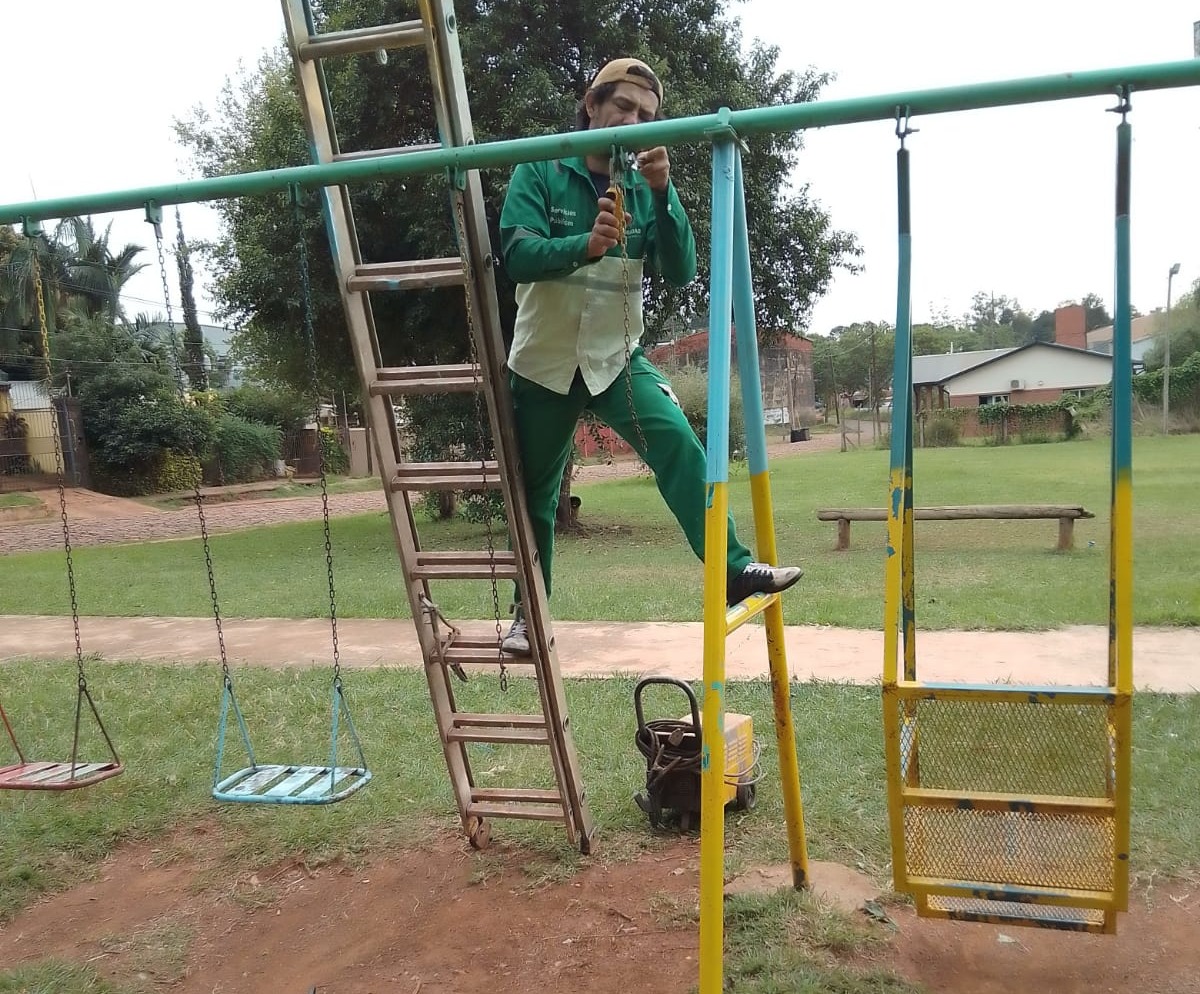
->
[0, 379, 60, 480]
[913, 304, 1113, 412]
[1086, 314, 1159, 366]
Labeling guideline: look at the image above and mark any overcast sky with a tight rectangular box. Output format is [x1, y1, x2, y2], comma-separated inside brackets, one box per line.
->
[3, 1, 1198, 339]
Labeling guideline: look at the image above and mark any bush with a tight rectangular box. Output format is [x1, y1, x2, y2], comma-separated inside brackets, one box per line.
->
[666, 365, 746, 457]
[211, 414, 282, 484]
[80, 368, 215, 491]
[222, 385, 311, 434]
[924, 414, 961, 447]
[153, 452, 203, 492]
[319, 426, 349, 475]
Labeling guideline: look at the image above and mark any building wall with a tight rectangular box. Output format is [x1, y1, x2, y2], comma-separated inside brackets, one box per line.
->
[1054, 304, 1088, 349]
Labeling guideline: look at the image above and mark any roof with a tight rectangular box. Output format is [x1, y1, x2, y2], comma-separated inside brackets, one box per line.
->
[912, 348, 1011, 385]
[7, 380, 52, 411]
[914, 343, 1112, 386]
[1086, 314, 1158, 349]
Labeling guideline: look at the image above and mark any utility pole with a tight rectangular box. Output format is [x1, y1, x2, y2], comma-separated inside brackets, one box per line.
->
[869, 325, 880, 441]
[1164, 263, 1180, 434]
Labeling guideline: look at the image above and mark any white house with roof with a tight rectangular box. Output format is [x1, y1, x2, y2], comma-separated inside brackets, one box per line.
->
[912, 305, 1113, 411]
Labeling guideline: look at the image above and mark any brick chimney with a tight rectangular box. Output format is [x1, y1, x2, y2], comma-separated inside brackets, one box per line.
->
[1054, 304, 1087, 349]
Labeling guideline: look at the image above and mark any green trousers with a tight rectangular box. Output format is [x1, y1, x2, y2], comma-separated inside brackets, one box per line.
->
[510, 349, 754, 601]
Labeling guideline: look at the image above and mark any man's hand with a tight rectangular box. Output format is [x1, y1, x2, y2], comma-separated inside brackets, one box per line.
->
[587, 196, 631, 259]
[636, 146, 670, 192]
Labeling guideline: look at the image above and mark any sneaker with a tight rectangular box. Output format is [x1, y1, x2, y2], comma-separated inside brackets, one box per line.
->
[727, 562, 804, 606]
[501, 606, 531, 656]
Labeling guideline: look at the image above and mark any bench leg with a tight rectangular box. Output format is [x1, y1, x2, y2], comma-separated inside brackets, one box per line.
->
[836, 518, 851, 552]
[1058, 517, 1074, 552]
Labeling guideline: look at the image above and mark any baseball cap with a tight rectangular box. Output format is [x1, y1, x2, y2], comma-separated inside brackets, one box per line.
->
[588, 58, 663, 105]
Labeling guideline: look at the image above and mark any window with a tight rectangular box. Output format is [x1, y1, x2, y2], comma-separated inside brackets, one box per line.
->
[1066, 388, 1095, 399]
[979, 394, 1009, 406]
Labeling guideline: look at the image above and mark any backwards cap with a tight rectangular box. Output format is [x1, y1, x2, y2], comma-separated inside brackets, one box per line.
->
[588, 58, 663, 106]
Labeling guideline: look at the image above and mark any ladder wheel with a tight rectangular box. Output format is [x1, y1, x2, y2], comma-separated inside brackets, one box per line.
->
[468, 817, 492, 850]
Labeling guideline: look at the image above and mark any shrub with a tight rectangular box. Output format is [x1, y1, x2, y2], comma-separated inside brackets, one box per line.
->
[319, 425, 349, 475]
[924, 414, 961, 447]
[211, 414, 282, 484]
[666, 365, 746, 457]
[221, 384, 311, 434]
[153, 452, 203, 492]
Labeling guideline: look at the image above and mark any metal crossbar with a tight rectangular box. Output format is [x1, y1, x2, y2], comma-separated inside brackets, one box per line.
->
[2, 60, 1199, 224]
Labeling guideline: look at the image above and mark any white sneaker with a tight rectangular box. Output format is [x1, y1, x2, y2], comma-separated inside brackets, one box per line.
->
[727, 562, 804, 606]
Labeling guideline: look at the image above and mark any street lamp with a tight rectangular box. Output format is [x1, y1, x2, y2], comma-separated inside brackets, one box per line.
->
[1163, 262, 1181, 434]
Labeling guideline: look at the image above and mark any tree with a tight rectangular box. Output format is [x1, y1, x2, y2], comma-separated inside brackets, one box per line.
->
[175, 0, 861, 398]
[1142, 279, 1200, 371]
[57, 217, 148, 322]
[175, 219, 209, 391]
[1081, 292, 1112, 332]
[811, 321, 894, 405]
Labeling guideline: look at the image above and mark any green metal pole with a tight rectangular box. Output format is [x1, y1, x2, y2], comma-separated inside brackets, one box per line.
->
[2, 60, 1199, 224]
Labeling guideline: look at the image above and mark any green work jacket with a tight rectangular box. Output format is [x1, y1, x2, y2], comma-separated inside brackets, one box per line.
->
[500, 155, 697, 395]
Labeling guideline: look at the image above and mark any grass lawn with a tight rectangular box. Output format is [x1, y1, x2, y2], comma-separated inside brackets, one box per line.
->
[0, 493, 40, 509]
[1, 435, 1198, 629]
[1, 662, 1197, 991]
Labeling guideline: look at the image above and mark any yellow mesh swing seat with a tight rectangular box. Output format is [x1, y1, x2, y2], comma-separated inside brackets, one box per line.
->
[880, 107, 1133, 934]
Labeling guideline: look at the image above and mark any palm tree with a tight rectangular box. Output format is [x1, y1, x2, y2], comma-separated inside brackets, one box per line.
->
[57, 217, 148, 322]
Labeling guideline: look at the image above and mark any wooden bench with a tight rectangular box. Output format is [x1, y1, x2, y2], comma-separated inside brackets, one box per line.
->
[816, 504, 1095, 552]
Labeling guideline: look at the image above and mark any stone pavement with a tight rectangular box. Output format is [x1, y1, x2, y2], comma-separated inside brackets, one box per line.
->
[2, 615, 1197, 692]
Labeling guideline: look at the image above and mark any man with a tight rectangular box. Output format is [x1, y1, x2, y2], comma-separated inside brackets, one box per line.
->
[497, 57, 802, 656]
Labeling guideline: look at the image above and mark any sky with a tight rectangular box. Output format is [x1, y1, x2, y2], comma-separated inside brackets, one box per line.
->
[3, 1, 1198, 340]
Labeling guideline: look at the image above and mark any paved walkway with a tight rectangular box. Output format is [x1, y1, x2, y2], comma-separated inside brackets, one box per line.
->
[3, 615, 1197, 692]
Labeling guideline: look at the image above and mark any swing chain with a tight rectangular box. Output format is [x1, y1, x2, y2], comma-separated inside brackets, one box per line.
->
[31, 250, 86, 688]
[155, 212, 232, 687]
[452, 192, 507, 692]
[611, 148, 648, 459]
[290, 186, 344, 689]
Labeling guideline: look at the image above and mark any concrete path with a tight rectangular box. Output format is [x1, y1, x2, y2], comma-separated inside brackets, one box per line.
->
[2, 615, 1197, 692]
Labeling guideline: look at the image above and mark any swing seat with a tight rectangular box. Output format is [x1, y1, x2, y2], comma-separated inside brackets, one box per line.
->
[0, 759, 123, 791]
[213, 763, 371, 805]
[885, 681, 1129, 934]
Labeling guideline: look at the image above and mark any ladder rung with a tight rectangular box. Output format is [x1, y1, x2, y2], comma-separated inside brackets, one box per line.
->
[413, 550, 518, 581]
[333, 142, 441, 163]
[348, 259, 467, 293]
[371, 364, 482, 397]
[439, 636, 538, 668]
[299, 21, 427, 61]
[447, 714, 548, 745]
[468, 797, 567, 822]
[392, 462, 500, 492]
[472, 787, 564, 804]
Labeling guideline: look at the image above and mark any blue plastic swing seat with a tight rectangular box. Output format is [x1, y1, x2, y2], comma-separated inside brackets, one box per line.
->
[213, 763, 371, 804]
[0, 760, 123, 791]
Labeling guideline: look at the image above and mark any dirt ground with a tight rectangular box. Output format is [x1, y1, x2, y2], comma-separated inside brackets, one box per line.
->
[1, 828, 1198, 994]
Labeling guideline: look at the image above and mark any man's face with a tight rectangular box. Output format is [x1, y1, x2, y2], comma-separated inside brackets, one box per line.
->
[586, 81, 660, 130]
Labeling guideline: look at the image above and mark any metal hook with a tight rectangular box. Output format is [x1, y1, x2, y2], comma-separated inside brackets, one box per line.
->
[143, 202, 163, 242]
[895, 105, 918, 146]
[1107, 85, 1132, 120]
